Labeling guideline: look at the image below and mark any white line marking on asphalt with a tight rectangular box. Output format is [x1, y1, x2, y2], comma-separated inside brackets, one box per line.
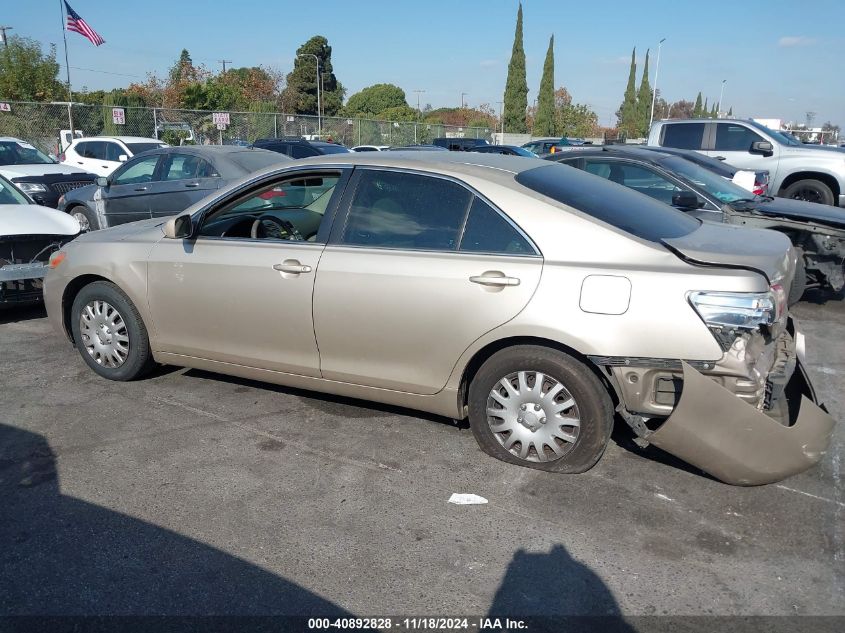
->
[655, 493, 675, 502]
[817, 366, 842, 375]
[150, 396, 230, 422]
[775, 484, 845, 508]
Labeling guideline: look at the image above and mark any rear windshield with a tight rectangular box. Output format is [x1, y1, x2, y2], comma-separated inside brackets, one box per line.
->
[228, 150, 290, 172]
[515, 164, 699, 242]
[317, 144, 351, 155]
[0, 141, 55, 165]
[126, 142, 166, 155]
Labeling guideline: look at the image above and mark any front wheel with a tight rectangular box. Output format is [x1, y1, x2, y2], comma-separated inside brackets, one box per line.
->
[467, 346, 613, 473]
[780, 179, 834, 206]
[68, 205, 99, 232]
[70, 281, 155, 381]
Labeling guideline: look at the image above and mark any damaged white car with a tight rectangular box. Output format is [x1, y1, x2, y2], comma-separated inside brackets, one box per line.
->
[0, 175, 80, 304]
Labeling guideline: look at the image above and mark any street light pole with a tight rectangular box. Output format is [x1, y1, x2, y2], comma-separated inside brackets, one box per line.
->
[0, 25, 13, 49]
[413, 89, 425, 115]
[717, 79, 726, 117]
[497, 100, 504, 138]
[649, 37, 666, 129]
[298, 53, 321, 137]
[461, 92, 468, 109]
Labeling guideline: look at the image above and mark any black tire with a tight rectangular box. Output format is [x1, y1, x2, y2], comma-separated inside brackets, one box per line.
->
[788, 247, 807, 305]
[780, 179, 835, 206]
[68, 205, 99, 232]
[70, 281, 155, 381]
[467, 345, 614, 473]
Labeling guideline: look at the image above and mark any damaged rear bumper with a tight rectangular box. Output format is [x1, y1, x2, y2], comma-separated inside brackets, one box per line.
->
[647, 359, 835, 485]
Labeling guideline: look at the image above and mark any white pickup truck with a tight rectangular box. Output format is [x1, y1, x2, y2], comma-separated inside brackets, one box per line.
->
[647, 119, 845, 207]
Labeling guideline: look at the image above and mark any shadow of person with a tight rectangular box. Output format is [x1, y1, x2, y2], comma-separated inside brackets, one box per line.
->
[487, 544, 636, 633]
[0, 422, 358, 621]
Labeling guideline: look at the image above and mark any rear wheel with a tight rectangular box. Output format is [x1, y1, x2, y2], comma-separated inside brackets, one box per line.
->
[781, 179, 834, 206]
[68, 205, 99, 232]
[70, 281, 155, 381]
[467, 346, 613, 473]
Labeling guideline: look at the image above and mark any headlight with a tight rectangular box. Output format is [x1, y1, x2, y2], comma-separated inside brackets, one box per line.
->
[16, 182, 48, 194]
[688, 289, 779, 330]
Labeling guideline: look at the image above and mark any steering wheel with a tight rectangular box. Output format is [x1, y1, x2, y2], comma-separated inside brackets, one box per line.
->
[250, 214, 304, 241]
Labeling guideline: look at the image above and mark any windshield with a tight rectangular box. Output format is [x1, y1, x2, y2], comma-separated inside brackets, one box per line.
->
[126, 142, 166, 155]
[0, 174, 30, 204]
[317, 144, 351, 155]
[0, 140, 55, 165]
[746, 120, 801, 146]
[512, 146, 538, 157]
[515, 163, 699, 242]
[661, 156, 755, 204]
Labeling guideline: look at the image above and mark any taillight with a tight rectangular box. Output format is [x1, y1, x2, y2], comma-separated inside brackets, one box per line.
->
[770, 283, 787, 321]
[58, 152, 65, 162]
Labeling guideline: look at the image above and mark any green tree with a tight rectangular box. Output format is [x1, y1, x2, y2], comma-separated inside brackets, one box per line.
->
[169, 49, 193, 84]
[374, 105, 418, 121]
[728, 106, 733, 116]
[0, 36, 63, 101]
[701, 97, 709, 119]
[281, 36, 345, 117]
[554, 87, 598, 137]
[617, 48, 638, 136]
[102, 89, 151, 136]
[533, 35, 556, 136]
[503, 3, 528, 133]
[693, 92, 703, 118]
[345, 84, 408, 117]
[635, 49, 652, 136]
[710, 102, 718, 118]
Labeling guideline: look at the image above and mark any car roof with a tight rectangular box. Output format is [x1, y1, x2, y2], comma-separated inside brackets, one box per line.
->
[71, 136, 163, 144]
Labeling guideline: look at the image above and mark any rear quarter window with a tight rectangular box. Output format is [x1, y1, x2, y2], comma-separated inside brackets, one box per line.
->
[514, 164, 699, 242]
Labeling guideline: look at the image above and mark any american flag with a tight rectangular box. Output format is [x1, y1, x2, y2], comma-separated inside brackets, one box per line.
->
[64, 1, 105, 47]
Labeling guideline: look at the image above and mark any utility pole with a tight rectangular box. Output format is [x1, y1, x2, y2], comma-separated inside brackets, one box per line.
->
[461, 92, 468, 109]
[0, 25, 13, 49]
[413, 89, 425, 115]
[218, 59, 232, 74]
[717, 79, 726, 117]
[649, 37, 666, 128]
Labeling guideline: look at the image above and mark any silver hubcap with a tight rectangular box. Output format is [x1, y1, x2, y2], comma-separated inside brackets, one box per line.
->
[486, 371, 580, 462]
[72, 211, 90, 232]
[79, 300, 130, 368]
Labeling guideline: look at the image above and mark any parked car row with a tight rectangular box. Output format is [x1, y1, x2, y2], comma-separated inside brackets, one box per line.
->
[40, 151, 836, 486]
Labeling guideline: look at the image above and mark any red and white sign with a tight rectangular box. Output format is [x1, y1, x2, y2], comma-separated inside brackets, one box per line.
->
[112, 107, 125, 125]
[0, 103, 11, 112]
[212, 112, 230, 126]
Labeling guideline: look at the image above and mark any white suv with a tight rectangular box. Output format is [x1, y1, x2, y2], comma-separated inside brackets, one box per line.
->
[61, 136, 168, 176]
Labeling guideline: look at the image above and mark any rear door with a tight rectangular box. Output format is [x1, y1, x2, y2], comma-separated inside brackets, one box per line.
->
[100, 153, 163, 226]
[657, 122, 709, 152]
[313, 167, 543, 395]
[148, 152, 220, 217]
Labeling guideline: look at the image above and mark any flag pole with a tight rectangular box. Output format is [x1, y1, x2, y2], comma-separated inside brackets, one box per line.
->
[59, 0, 74, 135]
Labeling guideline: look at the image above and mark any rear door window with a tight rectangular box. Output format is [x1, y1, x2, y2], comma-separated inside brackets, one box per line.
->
[161, 153, 217, 180]
[714, 123, 764, 152]
[341, 170, 471, 250]
[661, 123, 706, 150]
[583, 159, 683, 206]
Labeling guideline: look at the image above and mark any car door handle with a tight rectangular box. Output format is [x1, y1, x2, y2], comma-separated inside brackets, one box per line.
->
[185, 182, 200, 188]
[134, 186, 148, 192]
[469, 273, 520, 287]
[714, 156, 726, 161]
[273, 261, 312, 274]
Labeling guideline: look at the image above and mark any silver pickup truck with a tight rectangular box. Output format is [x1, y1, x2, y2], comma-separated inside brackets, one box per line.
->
[647, 119, 845, 207]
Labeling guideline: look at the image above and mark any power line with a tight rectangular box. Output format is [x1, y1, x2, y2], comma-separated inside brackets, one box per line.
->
[58, 64, 144, 79]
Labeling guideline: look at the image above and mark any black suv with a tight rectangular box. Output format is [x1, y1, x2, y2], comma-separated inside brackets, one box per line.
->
[432, 137, 489, 152]
[252, 137, 351, 159]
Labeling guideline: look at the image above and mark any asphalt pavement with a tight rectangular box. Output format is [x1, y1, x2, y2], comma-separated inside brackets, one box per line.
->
[0, 291, 842, 623]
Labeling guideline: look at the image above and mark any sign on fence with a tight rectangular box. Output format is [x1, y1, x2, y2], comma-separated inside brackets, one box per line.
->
[112, 108, 125, 125]
[286, 116, 295, 122]
[0, 103, 11, 112]
[212, 112, 230, 126]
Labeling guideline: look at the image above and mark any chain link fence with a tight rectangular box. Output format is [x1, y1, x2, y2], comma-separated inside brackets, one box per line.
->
[0, 101, 494, 155]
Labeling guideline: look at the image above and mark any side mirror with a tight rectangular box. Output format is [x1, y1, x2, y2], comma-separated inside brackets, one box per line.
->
[163, 214, 193, 239]
[118, 154, 128, 162]
[671, 191, 701, 209]
[750, 141, 774, 156]
[95, 176, 109, 188]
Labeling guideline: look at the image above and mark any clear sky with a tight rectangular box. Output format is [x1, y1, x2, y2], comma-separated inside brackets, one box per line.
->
[4, 0, 844, 127]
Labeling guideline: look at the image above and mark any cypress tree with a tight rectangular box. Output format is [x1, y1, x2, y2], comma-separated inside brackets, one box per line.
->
[693, 92, 703, 118]
[534, 35, 556, 136]
[728, 106, 733, 116]
[503, 3, 528, 134]
[710, 102, 718, 118]
[702, 97, 709, 119]
[617, 47, 637, 135]
[635, 49, 652, 136]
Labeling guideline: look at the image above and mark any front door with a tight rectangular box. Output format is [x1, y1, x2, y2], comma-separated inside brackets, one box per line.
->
[149, 152, 221, 218]
[146, 168, 347, 376]
[100, 153, 163, 227]
[313, 168, 543, 395]
[705, 122, 780, 183]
